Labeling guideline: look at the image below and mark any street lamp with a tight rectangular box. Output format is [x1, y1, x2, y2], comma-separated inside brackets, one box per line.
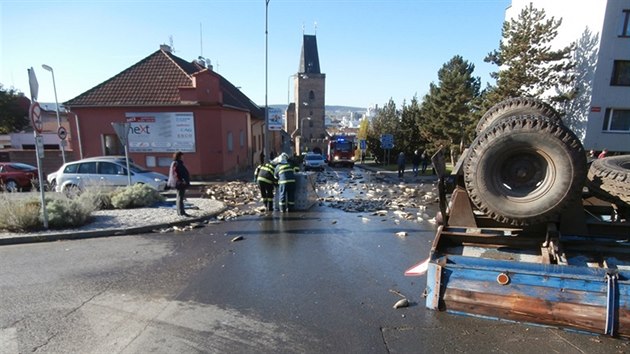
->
[41, 64, 66, 164]
[264, 0, 270, 162]
[287, 74, 296, 106]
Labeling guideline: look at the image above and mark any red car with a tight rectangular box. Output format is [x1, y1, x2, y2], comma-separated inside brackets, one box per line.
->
[0, 162, 41, 192]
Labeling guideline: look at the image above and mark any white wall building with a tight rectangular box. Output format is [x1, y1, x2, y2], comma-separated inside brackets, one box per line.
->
[506, 0, 630, 152]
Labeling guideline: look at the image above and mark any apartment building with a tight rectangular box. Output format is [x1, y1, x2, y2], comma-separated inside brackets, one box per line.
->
[507, 0, 630, 153]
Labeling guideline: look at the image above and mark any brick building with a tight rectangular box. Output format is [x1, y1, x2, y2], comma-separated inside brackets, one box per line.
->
[64, 45, 264, 179]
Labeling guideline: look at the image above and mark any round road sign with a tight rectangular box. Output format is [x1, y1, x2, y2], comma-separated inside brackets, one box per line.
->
[57, 126, 68, 140]
[29, 102, 43, 134]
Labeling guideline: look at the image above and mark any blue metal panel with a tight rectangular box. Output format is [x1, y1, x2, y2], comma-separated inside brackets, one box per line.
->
[447, 271, 612, 307]
[425, 263, 440, 310]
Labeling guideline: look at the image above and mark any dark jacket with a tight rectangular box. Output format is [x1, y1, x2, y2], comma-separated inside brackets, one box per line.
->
[274, 162, 298, 184]
[168, 159, 190, 189]
[255, 162, 277, 185]
[412, 153, 421, 165]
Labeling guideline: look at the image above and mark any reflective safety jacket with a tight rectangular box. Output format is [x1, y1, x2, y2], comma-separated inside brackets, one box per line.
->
[274, 163, 298, 184]
[255, 163, 277, 185]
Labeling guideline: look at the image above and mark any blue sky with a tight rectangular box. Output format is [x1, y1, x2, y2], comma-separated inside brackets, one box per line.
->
[1, 0, 510, 108]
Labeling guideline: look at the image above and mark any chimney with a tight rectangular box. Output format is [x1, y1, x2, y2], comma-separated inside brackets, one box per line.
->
[160, 44, 172, 53]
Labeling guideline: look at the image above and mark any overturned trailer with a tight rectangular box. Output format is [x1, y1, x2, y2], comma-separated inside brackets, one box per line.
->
[406, 97, 630, 337]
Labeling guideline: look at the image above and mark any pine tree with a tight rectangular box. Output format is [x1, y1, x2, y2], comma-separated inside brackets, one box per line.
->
[399, 96, 425, 157]
[420, 55, 480, 164]
[484, 3, 575, 110]
[0, 85, 30, 134]
[367, 98, 399, 164]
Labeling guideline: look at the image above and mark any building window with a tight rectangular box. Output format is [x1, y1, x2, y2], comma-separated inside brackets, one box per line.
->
[145, 156, 156, 168]
[103, 134, 123, 155]
[612, 60, 630, 86]
[240, 130, 245, 147]
[158, 157, 172, 167]
[227, 132, 233, 152]
[309, 90, 315, 100]
[621, 9, 630, 37]
[602, 108, 630, 132]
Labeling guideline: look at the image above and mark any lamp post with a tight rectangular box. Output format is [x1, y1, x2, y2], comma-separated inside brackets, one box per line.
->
[287, 74, 296, 106]
[264, 0, 270, 162]
[41, 64, 66, 164]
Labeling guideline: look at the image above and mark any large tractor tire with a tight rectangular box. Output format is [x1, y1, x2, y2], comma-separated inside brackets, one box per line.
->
[464, 115, 587, 226]
[587, 155, 630, 205]
[476, 97, 562, 135]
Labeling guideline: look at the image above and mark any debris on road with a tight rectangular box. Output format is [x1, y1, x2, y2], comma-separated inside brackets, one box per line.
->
[198, 168, 439, 225]
[395, 231, 408, 238]
[393, 298, 410, 309]
[231, 235, 244, 242]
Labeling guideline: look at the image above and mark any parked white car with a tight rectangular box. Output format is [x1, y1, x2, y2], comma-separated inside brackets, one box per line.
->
[302, 153, 326, 171]
[52, 157, 167, 193]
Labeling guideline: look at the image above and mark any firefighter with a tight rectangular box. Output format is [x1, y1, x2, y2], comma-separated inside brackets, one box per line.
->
[254, 159, 277, 213]
[274, 153, 298, 212]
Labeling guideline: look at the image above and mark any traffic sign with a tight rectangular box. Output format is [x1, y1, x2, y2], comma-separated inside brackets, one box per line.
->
[35, 135, 45, 158]
[28, 67, 39, 101]
[111, 122, 130, 146]
[380, 134, 394, 149]
[29, 102, 43, 134]
[57, 126, 68, 140]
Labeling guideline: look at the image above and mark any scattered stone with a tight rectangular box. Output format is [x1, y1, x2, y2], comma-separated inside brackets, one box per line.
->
[393, 298, 410, 309]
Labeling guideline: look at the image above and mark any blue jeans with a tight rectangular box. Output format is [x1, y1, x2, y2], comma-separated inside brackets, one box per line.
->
[278, 182, 295, 211]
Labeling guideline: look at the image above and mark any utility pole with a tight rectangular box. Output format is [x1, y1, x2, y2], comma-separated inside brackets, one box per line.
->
[264, 0, 270, 161]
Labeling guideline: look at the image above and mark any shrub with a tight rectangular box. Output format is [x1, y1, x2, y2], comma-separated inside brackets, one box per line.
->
[110, 184, 164, 209]
[0, 185, 164, 233]
[46, 197, 95, 229]
[0, 195, 42, 232]
[77, 188, 115, 210]
[0, 191, 99, 232]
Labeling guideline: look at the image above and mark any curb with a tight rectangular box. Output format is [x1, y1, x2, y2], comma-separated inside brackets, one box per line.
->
[0, 204, 228, 246]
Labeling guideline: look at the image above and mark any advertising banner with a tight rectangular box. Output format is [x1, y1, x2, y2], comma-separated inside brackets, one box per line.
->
[268, 108, 283, 131]
[125, 112, 195, 152]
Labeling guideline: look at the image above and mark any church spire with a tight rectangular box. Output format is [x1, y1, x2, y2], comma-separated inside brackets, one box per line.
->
[299, 34, 321, 74]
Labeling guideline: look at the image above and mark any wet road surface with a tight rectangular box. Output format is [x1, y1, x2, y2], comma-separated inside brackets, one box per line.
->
[1, 167, 628, 353]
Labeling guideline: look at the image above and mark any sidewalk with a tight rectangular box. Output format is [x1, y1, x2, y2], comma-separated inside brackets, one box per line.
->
[354, 162, 439, 183]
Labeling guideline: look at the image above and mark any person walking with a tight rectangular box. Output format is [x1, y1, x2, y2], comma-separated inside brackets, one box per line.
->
[168, 151, 191, 217]
[397, 151, 406, 178]
[412, 150, 421, 177]
[259, 151, 265, 165]
[421, 150, 429, 174]
[254, 160, 277, 213]
[274, 153, 297, 212]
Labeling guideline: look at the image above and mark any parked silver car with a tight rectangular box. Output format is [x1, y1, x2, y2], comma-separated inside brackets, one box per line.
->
[52, 157, 167, 193]
[302, 153, 326, 171]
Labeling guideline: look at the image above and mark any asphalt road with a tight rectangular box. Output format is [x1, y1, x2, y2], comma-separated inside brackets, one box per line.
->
[0, 168, 628, 353]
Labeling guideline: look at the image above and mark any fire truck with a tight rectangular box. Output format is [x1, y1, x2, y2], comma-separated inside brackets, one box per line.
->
[326, 136, 356, 167]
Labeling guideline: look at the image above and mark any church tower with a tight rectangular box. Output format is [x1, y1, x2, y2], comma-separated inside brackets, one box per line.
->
[288, 34, 326, 154]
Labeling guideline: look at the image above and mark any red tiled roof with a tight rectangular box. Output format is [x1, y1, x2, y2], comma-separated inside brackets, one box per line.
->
[65, 49, 198, 106]
[64, 48, 264, 119]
